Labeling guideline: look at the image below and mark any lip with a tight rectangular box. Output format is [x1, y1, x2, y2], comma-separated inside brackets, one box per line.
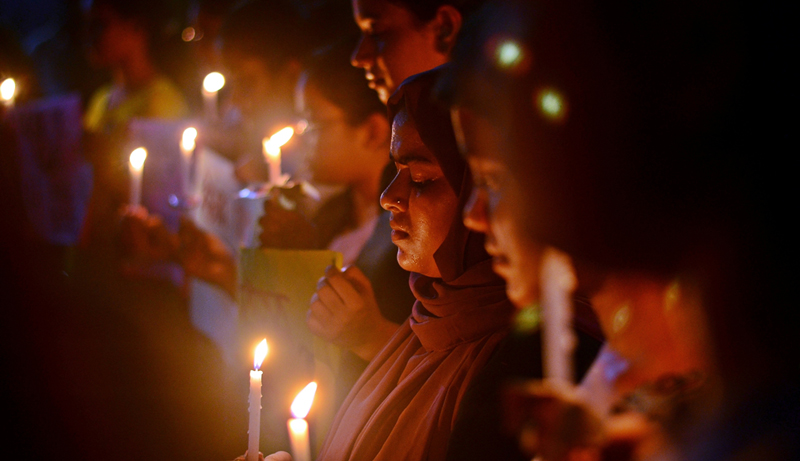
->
[389, 219, 409, 241]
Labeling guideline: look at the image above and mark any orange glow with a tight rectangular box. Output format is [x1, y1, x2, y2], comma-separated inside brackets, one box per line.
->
[290, 382, 317, 419]
[254, 339, 269, 370]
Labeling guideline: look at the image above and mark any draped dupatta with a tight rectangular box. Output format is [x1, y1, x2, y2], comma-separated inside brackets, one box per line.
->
[317, 68, 514, 461]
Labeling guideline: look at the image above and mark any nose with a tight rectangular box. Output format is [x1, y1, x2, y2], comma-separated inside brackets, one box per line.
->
[380, 169, 407, 212]
[351, 34, 374, 69]
[463, 187, 489, 233]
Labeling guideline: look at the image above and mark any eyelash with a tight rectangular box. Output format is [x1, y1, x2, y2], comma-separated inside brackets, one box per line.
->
[411, 178, 433, 189]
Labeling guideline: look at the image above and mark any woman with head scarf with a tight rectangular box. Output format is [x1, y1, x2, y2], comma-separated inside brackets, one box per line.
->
[305, 67, 515, 461]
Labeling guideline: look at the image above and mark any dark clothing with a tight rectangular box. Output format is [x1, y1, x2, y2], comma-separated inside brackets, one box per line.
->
[446, 303, 604, 461]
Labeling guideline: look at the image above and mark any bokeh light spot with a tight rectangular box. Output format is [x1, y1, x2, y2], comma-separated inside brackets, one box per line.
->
[534, 88, 568, 123]
[203, 72, 225, 93]
[1, 78, 16, 101]
[496, 40, 523, 69]
[181, 27, 196, 42]
[612, 304, 631, 335]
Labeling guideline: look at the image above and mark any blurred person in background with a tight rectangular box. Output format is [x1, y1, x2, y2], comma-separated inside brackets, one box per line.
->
[440, 0, 797, 459]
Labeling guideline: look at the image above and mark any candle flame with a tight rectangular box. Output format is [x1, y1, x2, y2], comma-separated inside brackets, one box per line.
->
[264, 127, 294, 159]
[290, 382, 317, 419]
[1, 78, 16, 101]
[182, 127, 198, 151]
[254, 339, 268, 370]
[129, 147, 147, 171]
[203, 72, 225, 93]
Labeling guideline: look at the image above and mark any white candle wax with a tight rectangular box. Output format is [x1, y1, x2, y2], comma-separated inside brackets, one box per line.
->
[263, 139, 282, 185]
[287, 419, 310, 461]
[247, 339, 269, 461]
[202, 72, 225, 121]
[129, 147, 147, 207]
[181, 127, 198, 196]
[247, 370, 262, 461]
[540, 247, 577, 384]
[287, 381, 316, 461]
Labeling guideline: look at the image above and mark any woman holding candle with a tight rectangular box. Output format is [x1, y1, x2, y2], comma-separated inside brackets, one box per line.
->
[80, 0, 188, 247]
[295, 67, 514, 461]
[437, 0, 797, 459]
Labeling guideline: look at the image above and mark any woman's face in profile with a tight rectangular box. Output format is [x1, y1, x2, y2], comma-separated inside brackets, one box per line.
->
[380, 108, 459, 278]
[457, 108, 544, 307]
[351, 0, 449, 104]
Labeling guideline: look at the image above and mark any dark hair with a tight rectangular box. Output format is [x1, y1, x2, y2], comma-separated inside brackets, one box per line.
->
[303, 39, 385, 126]
[388, 0, 484, 23]
[219, 0, 312, 71]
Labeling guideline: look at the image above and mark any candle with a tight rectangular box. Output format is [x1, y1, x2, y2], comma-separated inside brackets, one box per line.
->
[1, 78, 16, 108]
[202, 72, 225, 121]
[247, 339, 269, 461]
[288, 382, 317, 461]
[128, 147, 147, 207]
[539, 247, 577, 384]
[263, 126, 294, 185]
[181, 127, 198, 196]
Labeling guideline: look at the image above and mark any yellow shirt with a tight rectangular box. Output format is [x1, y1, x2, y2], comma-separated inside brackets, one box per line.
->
[84, 75, 188, 133]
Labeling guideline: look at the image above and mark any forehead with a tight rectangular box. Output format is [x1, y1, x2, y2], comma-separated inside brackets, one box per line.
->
[390, 108, 437, 164]
[353, 0, 414, 24]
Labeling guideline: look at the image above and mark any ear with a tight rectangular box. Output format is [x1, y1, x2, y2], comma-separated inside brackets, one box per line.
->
[432, 5, 463, 55]
[356, 112, 391, 154]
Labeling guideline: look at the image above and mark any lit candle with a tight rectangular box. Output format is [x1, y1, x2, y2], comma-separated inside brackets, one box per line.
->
[1, 78, 16, 108]
[539, 247, 577, 384]
[288, 382, 317, 461]
[129, 147, 147, 207]
[181, 127, 198, 193]
[262, 126, 294, 186]
[248, 339, 269, 461]
[202, 72, 225, 121]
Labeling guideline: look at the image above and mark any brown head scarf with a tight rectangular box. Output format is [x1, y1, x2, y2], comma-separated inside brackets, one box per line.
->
[316, 67, 514, 461]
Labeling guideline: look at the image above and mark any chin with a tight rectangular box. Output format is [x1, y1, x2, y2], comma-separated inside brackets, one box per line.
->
[506, 280, 536, 308]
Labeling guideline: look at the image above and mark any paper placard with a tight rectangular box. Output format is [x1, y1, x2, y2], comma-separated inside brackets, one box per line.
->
[127, 118, 198, 232]
[8, 93, 91, 244]
[238, 248, 344, 456]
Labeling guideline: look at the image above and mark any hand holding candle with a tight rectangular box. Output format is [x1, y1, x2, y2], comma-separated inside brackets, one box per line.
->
[129, 147, 147, 207]
[248, 339, 269, 461]
[288, 382, 317, 461]
[263, 127, 294, 186]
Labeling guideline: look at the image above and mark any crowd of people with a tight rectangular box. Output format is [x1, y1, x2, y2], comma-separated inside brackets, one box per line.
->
[1, 0, 796, 460]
